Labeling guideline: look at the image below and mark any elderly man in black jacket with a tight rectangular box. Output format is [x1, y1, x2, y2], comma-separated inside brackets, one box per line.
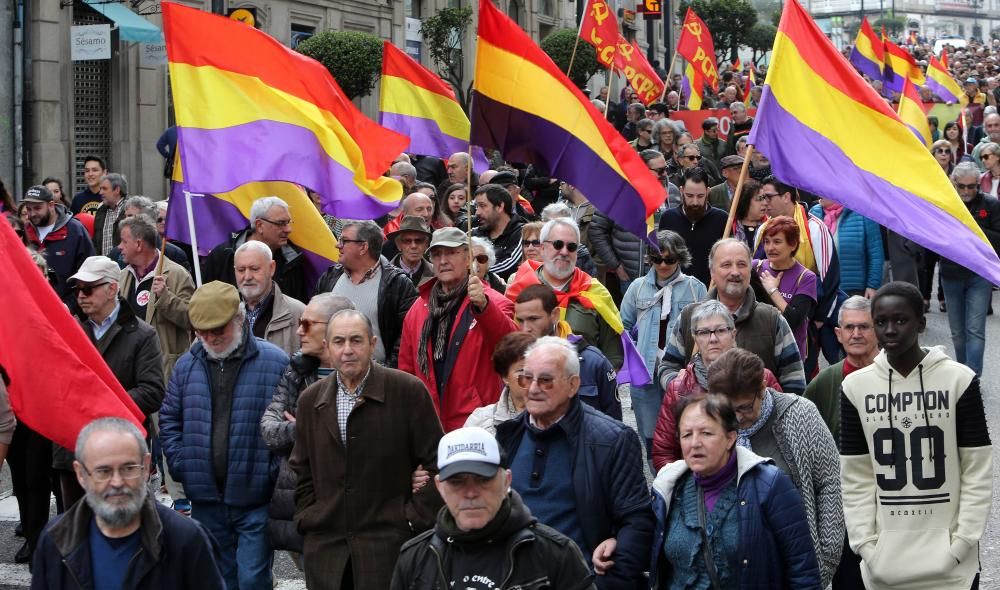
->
[496, 337, 653, 590]
[391, 427, 596, 590]
[314, 220, 418, 368]
[31, 417, 224, 589]
[52, 256, 164, 518]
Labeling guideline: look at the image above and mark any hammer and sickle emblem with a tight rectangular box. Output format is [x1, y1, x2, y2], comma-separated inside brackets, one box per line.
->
[684, 21, 703, 42]
[591, 1, 609, 23]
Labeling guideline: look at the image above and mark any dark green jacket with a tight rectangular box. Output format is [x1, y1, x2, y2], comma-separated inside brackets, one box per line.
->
[803, 360, 845, 444]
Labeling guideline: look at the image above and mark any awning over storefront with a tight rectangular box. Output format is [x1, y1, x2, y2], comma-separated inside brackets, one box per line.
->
[83, 0, 163, 44]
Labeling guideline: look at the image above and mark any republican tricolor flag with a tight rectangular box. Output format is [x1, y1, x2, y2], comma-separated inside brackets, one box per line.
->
[926, 54, 962, 104]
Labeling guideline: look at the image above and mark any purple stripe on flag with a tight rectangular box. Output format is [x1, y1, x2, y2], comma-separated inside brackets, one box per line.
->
[848, 49, 883, 82]
[750, 85, 1000, 285]
[882, 68, 905, 94]
[177, 121, 396, 221]
[164, 182, 247, 255]
[617, 332, 651, 386]
[471, 93, 656, 238]
[904, 123, 928, 145]
[379, 112, 492, 173]
[925, 76, 960, 104]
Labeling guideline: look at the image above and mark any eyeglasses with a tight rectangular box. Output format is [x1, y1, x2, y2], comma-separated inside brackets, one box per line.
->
[841, 323, 873, 334]
[523, 239, 542, 248]
[752, 194, 770, 203]
[298, 318, 329, 331]
[732, 394, 761, 416]
[80, 463, 145, 483]
[75, 282, 109, 296]
[648, 254, 679, 265]
[544, 240, 579, 253]
[516, 373, 558, 390]
[955, 183, 979, 190]
[640, 128, 652, 133]
[397, 237, 429, 246]
[760, 192, 780, 200]
[984, 153, 998, 160]
[933, 148, 951, 154]
[196, 325, 228, 338]
[337, 238, 365, 247]
[683, 155, 702, 161]
[474, 254, 489, 265]
[692, 326, 734, 339]
[650, 166, 668, 177]
[259, 218, 293, 228]
[156, 217, 165, 223]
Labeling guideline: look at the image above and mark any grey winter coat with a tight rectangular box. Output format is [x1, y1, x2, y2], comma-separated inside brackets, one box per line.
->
[588, 212, 649, 281]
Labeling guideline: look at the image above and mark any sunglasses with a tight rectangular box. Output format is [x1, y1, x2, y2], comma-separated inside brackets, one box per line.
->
[474, 254, 489, 265]
[516, 373, 558, 390]
[648, 254, 678, 265]
[650, 166, 668, 177]
[933, 148, 950, 154]
[544, 240, 579, 253]
[955, 183, 979, 190]
[298, 318, 328, 331]
[523, 239, 542, 248]
[156, 217, 166, 223]
[75, 282, 109, 296]
[683, 155, 702, 161]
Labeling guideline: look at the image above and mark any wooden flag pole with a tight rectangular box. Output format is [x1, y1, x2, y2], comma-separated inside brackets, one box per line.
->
[721, 144, 755, 241]
[566, 6, 587, 78]
[659, 50, 679, 102]
[466, 150, 474, 269]
[603, 64, 614, 119]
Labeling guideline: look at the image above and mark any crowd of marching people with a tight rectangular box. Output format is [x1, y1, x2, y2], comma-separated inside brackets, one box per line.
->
[0, 30, 997, 590]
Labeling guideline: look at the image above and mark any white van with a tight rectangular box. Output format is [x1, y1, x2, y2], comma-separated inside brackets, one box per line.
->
[934, 38, 968, 54]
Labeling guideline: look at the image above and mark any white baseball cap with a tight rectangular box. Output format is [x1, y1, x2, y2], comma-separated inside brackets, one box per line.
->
[437, 427, 502, 481]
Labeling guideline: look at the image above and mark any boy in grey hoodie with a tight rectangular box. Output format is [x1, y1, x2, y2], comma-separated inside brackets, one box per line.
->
[841, 282, 992, 590]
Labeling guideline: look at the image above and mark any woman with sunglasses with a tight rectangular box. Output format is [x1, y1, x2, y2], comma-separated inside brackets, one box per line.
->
[978, 141, 1000, 197]
[520, 221, 544, 264]
[931, 139, 955, 176]
[464, 331, 536, 434]
[620, 230, 706, 458]
[471, 236, 507, 292]
[650, 300, 783, 470]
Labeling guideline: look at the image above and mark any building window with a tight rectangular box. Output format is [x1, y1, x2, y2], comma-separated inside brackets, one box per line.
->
[405, 0, 423, 18]
[508, 0, 523, 26]
[291, 23, 315, 49]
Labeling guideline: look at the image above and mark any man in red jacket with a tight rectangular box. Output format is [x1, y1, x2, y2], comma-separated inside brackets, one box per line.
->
[398, 227, 518, 431]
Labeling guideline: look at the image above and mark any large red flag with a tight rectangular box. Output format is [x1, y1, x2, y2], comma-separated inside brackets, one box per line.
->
[0, 222, 145, 450]
[613, 37, 666, 104]
[580, 0, 620, 68]
[677, 8, 719, 91]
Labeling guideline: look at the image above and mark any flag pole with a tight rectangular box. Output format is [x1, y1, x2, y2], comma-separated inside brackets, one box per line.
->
[659, 50, 679, 102]
[721, 144, 755, 240]
[466, 149, 474, 269]
[566, 5, 587, 78]
[603, 64, 614, 119]
[184, 190, 203, 287]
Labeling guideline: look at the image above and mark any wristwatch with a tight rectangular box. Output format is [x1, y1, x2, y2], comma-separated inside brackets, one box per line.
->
[767, 287, 779, 295]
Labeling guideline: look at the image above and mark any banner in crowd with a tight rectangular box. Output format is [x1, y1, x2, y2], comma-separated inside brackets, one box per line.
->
[898, 78, 932, 146]
[580, 0, 620, 68]
[750, 0, 1000, 286]
[669, 108, 757, 140]
[677, 8, 719, 109]
[882, 34, 926, 93]
[613, 36, 666, 104]
[0, 222, 146, 450]
[848, 17, 883, 81]
[926, 54, 962, 104]
[162, 2, 406, 221]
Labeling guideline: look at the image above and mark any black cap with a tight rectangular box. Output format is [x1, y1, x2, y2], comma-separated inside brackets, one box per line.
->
[491, 171, 518, 186]
[22, 185, 54, 204]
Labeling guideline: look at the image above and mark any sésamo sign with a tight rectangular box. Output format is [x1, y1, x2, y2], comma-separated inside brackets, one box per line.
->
[71, 24, 111, 61]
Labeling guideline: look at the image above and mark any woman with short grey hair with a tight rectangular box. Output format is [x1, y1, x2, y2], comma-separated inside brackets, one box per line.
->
[977, 142, 1000, 197]
[621, 230, 706, 459]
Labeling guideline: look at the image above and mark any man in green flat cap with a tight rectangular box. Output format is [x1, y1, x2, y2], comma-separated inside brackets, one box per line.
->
[159, 281, 289, 590]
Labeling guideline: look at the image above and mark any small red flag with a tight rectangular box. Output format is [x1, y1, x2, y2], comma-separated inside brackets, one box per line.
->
[580, 0, 620, 68]
[0, 222, 145, 450]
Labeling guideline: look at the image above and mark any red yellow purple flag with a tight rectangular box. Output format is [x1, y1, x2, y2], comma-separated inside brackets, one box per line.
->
[748, 0, 1000, 285]
[471, 0, 665, 239]
[898, 77, 932, 146]
[162, 2, 406, 220]
[926, 54, 962, 104]
[848, 17, 884, 81]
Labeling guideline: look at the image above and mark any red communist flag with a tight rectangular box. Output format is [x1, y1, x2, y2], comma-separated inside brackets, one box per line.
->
[0, 221, 145, 450]
[677, 8, 719, 91]
[580, 0, 620, 68]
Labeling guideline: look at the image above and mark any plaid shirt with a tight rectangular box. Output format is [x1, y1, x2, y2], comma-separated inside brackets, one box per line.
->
[335, 367, 371, 444]
[101, 199, 126, 256]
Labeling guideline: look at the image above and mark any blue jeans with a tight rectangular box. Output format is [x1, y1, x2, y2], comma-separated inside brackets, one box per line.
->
[192, 501, 273, 590]
[630, 383, 662, 457]
[941, 273, 991, 376]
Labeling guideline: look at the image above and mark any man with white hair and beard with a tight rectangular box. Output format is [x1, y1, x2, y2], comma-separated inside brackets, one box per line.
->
[235, 240, 304, 356]
[657, 238, 806, 393]
[506, 218, 624, 368]
[160, 281, 289, 590]
[31, 417, 225, 588]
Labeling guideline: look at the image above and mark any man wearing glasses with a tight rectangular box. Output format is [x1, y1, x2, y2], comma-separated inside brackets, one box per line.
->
[938, 162, 1000, 377]
[204, 196, 308, 303]
[56, 257, 164, 514]
[32, 417, 225, 588]
[160, 281, 289, 590]
[315, 220, 418, 368]
[658, 167, 728, 287]
[496, 337, 653, 589]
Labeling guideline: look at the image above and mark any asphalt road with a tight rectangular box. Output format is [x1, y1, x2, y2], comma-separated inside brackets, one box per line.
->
[0, 299, 997, 588]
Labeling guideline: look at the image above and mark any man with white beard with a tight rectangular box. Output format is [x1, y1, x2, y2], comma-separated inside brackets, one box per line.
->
[234, 240, 304, 356]
[160, 281, 289, 590]
[31, 418, 225, 588]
